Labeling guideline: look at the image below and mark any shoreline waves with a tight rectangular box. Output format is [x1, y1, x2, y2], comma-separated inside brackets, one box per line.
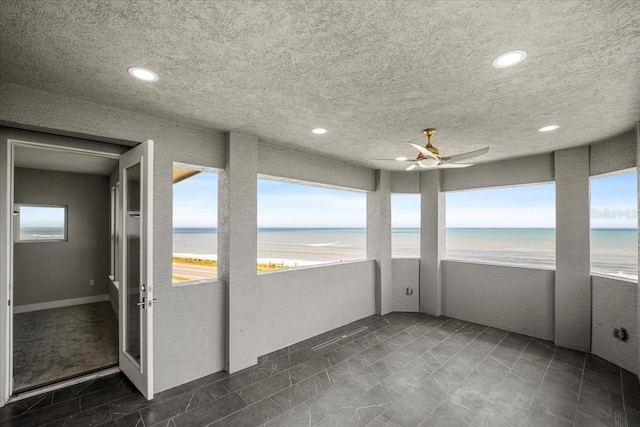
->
[172, 227, 637, 280]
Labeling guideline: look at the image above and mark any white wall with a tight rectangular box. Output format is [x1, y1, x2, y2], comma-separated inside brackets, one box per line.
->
[591, 275, 638, 375]
[392, 259, 420, 312]
[442, 260, 555, 341]
[257, 260, 375, 356]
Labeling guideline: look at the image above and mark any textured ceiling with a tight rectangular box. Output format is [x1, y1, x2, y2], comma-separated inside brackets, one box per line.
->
[0, 1, 638, 170]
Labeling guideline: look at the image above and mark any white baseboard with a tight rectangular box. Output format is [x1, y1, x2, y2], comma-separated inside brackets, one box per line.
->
[13, 295, 109, 314]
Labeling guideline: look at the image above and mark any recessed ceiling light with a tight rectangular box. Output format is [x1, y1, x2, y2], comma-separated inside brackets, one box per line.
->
[492, 50, 527, 68]
[395, 156, 408, 161]
[311, 128, 328, 135]
[128, 67, 159, 82]
[538, 125, 560, 132]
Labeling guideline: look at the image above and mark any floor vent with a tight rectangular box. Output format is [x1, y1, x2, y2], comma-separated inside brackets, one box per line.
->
[615, 411, 628, 427]
[311, 326, 368, 351]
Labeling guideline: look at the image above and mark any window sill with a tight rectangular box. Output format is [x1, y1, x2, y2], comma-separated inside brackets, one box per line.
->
[591, 273, 637, 284]
[108, 276, 119, 290]
[443, 258, 556, 272]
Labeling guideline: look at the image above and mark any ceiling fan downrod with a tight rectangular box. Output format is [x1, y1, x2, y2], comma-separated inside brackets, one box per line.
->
[423, 128, 440, 157]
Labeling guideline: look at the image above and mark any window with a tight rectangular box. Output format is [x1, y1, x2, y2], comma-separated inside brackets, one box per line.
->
[446, 183, 556, 268]
[172, 164, 218, 284]
[257, 178, 366, 271]
[391, 194, 420, 258]
[16, 204, 67, 242]
[590, 170, 637, 280]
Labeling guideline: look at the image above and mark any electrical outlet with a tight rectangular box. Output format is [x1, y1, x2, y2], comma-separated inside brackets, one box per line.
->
[614, 327, 628, 342]
[89, 279, 95, 286]
[406, 287, 413, 295]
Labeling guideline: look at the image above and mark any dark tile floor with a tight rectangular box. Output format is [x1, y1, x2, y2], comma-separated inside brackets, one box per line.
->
[1, 312, 639, 427]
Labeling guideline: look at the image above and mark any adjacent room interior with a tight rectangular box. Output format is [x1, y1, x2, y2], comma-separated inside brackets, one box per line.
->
[11, 145, 119, 392]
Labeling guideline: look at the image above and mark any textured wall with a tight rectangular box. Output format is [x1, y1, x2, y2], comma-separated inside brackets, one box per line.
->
[367, 170, 392, 315]
[589, 130, 636, 177]
[420, 171, 445, 316]
[591, 275, 637, 375]
[441, 153, 554, 192]
[258, 142, 374, 192]
[555, 146, 591, 351]
[151, 124, 226, 391]
[391, 171, 420, 194]
[442, 260, 555, 340]
[218, 132, 259, 373]
[392, 259, 420, 312]
[13, 168, 110, 306]
[257, 260, 375, 356]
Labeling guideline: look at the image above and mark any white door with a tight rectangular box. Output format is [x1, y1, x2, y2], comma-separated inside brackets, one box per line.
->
[119, 140, 154, 400]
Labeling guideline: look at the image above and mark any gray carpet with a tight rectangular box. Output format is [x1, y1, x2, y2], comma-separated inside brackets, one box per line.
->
[13, 302, 119, 391]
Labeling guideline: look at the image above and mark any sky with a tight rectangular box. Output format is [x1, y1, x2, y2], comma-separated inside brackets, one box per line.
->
[171, 170, 637, 229]
[19, 206, 66, 228]
[257, 179, 366, 227]
[590, 171, 637, 229]
[173, 171, 219, 228]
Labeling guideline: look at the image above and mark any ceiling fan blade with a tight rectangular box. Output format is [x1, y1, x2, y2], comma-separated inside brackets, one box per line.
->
[441, 147, 489, 164]
[408, 143, 438, 159]
[374, 159, 415, 161]
[435, 163, 474, 168]
[406, 164, 418, 171]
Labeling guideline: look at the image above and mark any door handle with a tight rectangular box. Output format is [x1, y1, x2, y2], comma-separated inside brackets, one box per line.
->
[136, 297, 146, 307]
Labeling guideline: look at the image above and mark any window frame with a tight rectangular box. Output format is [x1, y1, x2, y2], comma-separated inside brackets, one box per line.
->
[14, 203, 69, 243]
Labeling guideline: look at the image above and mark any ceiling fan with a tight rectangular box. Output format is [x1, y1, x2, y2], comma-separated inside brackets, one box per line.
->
[380, 128, 490, 171]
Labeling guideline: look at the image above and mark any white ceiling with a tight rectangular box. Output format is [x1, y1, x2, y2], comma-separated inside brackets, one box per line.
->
[14, 145, 118, 176]
[1, 1, 638, 170]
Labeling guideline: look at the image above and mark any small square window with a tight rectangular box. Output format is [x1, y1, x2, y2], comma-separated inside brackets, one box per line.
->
[16, 205, 68, 242]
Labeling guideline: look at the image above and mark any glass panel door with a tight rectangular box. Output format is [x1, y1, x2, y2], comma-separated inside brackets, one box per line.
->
[119, 140, 154, 400]
[124, 163, 141, 364]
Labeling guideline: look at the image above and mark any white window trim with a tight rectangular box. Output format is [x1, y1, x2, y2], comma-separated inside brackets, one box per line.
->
[14, 204, 69, 243]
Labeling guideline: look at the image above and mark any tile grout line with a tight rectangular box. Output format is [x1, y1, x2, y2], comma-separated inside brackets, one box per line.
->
[572, 352, 588, 427]
[271, 314, 445, 425]
[466, 333, 533, 427]
[304, 316, 436, 425]
[415, 323, 498, 426]
[619, 365, 626, 414]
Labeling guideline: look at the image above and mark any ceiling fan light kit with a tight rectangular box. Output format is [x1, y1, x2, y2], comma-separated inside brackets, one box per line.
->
[385, 128, 490, 171]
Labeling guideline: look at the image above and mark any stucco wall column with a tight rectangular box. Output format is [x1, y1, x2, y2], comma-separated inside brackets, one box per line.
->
[219, 131, 259, 373]
[420, 170, 445, 316]
[555, 146, 591, 351]
[367, 170, 392, 315]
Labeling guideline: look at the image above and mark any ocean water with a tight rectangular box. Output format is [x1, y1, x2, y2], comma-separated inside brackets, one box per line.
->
[172, 227, 638, 279]
[19, 227, 66, 241]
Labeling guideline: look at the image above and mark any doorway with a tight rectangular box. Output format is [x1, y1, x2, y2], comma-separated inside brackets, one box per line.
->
[0, 131, 155, 405]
